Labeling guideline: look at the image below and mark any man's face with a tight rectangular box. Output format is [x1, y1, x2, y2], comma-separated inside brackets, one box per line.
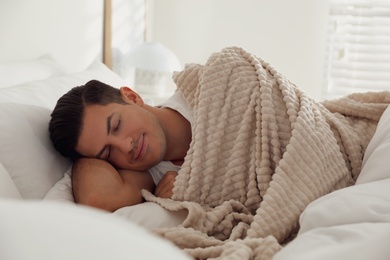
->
[75, 98, 167, 171]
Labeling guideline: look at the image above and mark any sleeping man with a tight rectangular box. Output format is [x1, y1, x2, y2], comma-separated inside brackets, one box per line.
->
[49, 79, 193, 211]
[49, 46, 390, 258]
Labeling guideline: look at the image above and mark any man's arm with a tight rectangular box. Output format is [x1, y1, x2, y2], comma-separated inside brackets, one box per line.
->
[72, 158, 155, 212]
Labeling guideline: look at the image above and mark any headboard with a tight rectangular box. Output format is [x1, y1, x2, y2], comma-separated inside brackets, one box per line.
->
[0, 0, 109, 73]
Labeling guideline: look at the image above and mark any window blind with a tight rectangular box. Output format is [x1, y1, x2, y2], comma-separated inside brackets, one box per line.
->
[323, 0, 390, 99]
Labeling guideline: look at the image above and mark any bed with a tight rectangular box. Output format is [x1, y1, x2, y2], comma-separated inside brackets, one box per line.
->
[1, 1, 390, 259]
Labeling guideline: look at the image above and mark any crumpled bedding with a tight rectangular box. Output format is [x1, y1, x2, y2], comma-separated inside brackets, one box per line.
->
[143, 46, 390, 259]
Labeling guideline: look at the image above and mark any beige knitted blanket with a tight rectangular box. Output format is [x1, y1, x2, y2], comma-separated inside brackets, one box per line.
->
[143, 46, 390, 259]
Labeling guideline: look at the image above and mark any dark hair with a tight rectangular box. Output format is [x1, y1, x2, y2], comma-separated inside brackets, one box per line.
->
[49, 79, 127, 160]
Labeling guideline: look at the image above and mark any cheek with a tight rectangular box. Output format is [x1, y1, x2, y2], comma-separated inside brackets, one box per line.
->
[144, 134, 166, 167]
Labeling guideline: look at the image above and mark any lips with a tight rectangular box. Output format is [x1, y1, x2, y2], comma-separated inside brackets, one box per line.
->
[134, 134, 145, 161]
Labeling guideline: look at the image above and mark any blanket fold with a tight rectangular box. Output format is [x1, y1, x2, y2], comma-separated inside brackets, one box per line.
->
[144, 46, 390, 259]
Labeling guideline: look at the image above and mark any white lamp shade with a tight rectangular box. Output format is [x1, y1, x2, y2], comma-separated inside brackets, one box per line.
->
[120, 42, 181, 98]
[123, 42, 181, 72]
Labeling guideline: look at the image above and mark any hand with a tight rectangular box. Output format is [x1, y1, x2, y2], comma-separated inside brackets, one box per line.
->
[154, 171, 178, 198]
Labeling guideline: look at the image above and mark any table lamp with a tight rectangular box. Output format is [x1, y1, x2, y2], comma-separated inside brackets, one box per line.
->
[120, 42, 181, 98]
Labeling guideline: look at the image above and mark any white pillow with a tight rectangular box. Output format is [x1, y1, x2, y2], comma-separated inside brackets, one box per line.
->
[0, 60, 127, 199]
[299, 178, 390, 234]
[44, 169, 188, 229]
[274, 223, 390, 260]
[0, 103, 68, 199]
[0, 199, 191, 260]
[274, 178, 390, 260]
[0, 59, 126, 109]
[356, 104, 390, 185]
[0, 54, 67, 89]
[0, 163, 22, 199]
[42, 166, 74, 203]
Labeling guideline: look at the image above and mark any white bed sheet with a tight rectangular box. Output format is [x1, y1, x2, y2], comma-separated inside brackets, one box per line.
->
[275, 178, 390, 260]
[0, 199, 190, 260]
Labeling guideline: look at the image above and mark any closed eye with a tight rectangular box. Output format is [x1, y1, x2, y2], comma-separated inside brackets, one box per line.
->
[106, 120, 121, 160]
[114, 119, 121, 133]
[104, 118, 120, 160]
[95, 113, 119, 160]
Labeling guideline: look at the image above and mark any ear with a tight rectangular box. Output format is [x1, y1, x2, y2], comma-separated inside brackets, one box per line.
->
[119, 87, 144, 106]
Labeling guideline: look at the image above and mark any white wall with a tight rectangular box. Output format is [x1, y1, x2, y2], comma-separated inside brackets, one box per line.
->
[0, 0, 104, 73]
[148, 0, 329, 100]
[0, 0, 146, 74]
[0, 0, 329, 99]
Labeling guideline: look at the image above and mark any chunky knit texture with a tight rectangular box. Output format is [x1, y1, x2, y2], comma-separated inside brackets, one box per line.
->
[143, 46, 390, 259]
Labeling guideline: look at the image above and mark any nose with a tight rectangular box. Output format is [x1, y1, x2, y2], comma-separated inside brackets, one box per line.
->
[114, 136, 134, 155]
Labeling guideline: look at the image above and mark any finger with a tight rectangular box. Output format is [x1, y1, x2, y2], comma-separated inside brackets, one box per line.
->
[156, 171, 177, 192]
[155, 181, 172, 198]
[155, 172, 177, 198]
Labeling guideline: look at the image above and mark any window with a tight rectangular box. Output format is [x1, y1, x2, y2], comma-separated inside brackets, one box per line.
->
[323, 0, 390, 99]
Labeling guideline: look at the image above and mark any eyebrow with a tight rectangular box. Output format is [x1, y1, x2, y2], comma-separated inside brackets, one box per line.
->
[95, 112, 114, 158]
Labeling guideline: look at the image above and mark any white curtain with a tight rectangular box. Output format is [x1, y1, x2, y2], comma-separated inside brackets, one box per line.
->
[323, 0, 390, 99]
[111, 0, 145, 73]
